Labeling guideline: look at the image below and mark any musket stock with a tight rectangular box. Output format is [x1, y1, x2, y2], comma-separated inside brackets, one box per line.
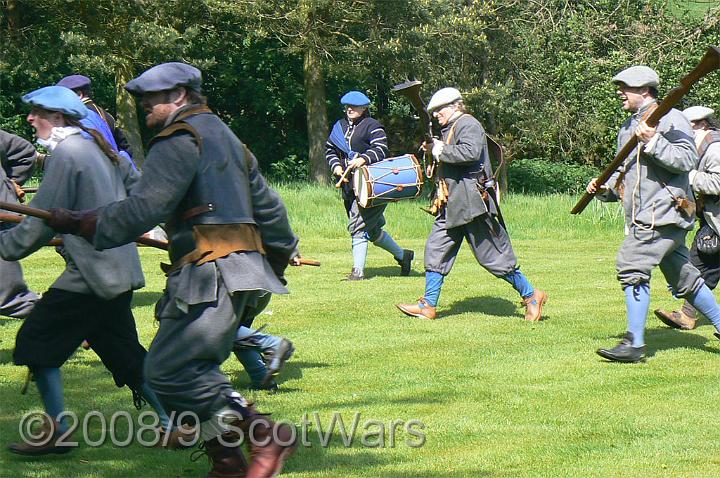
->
[572, 46, 720, 215]
[0, 201, 169, 250]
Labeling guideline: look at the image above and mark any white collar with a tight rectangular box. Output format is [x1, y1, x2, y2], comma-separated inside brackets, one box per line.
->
[37, 126, 82, 151]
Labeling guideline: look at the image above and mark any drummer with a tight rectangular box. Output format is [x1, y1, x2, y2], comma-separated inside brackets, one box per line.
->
[326, 90, 414, 280]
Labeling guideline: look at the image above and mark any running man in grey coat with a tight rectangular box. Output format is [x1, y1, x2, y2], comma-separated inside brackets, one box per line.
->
[396, 87, 547, 321]
[655, 106, 720, 330]
[2, 85, 170, 455]
[49, 63, 298, 478]
[589, 66, 720, 363]
[0, 129, 39, 318]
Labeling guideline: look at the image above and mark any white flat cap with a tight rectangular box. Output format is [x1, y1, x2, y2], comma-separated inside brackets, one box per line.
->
[426, 87, 462, 113]
[683, 106, 715, 123]
[612, 65, 660, 88]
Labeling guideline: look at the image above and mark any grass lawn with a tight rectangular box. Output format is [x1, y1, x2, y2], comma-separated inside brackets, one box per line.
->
[2, 186, 720, 477]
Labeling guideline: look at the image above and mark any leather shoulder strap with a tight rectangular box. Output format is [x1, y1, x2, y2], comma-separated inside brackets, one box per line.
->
[149, 121, 203, 152]
[699, 130, 720, 158]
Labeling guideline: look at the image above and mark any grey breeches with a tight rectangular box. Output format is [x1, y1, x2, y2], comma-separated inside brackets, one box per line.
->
[144, 274, 264, 422]
[347, 199, 387, 241]
[424, 213, 517, 277]
[616, 225, 704, 297]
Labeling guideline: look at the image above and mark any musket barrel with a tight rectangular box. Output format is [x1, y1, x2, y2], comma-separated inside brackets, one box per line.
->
[572, 45, 720, 215]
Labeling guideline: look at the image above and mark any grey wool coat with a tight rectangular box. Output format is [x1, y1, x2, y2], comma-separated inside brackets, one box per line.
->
[598, 100, 698, 230]
[437, 113, 496, 229]
[0, 133, 144, 300]
[691, 138, 720, 235]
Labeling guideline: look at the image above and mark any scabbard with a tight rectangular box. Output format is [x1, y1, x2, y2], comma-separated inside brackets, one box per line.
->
[484, 186, 507, 230]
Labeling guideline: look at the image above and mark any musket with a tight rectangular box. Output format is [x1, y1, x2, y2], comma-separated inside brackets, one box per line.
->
[392, 80, 435, 175]
[393, 80, 507, 226]
[0, 201, 169, 250]
[572, 46, 720, 215]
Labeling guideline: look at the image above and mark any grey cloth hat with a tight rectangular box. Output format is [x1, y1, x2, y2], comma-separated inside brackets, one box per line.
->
[125, 62, 202, 95]
[612, 65, 660, 88]
[682, 106, 715, 123]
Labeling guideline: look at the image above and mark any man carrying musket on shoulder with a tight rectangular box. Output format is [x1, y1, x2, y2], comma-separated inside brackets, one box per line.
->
[396, 87, 547, 321]
[590, 66, 720, 363]
[48, 63, 298, 477]
[655, 106, 720, 330]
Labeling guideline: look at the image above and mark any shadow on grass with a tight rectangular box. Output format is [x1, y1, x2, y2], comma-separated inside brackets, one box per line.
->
[287, 434, 491, 477]
[0, 348, 13, 364]
[229, 360, 329, 391]
[131, 291, 163, 308]
[364, 265, 424, 279]
[645, 327, 720, 357]
[282, 360, 330, 382]
[441, 295, 518, 318]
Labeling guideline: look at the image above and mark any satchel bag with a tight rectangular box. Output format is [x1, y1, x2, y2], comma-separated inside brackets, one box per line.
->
[695, 224, 720, 255]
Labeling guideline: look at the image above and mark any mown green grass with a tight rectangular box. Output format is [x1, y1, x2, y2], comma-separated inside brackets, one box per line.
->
[2, 186, 720, 478]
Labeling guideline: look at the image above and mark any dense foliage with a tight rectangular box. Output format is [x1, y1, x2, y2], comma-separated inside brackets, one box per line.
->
[1, 0, 719, 190]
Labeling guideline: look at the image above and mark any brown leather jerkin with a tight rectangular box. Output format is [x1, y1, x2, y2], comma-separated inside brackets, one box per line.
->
[161, 224, 265, 274]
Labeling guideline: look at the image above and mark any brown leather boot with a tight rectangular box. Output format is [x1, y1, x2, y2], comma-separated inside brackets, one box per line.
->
[199, 431, 248, 478]
[7, 417, 74, 456]
[396, 298, 437, 320]
[654, 309, 697, 330]
[522, 289, 547, 321]
[155, 424, 197, 449]
[240, 409, 297, 478]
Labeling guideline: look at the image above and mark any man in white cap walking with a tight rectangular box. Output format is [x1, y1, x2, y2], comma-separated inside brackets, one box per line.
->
[396, 87, 546, 321]
[655, 106, 720, 330]
[589, 66, 720, 362]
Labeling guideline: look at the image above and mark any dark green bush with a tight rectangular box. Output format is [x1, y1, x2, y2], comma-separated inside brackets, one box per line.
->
[507, 158, 600, 195]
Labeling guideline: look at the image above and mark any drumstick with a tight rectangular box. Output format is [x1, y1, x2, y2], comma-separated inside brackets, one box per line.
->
[297, 258, 321, 266]
[334, 167, 352, 188]
[0, 201, 169, 250]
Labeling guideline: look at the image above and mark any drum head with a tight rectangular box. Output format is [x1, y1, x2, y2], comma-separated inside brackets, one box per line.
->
[354, 168, 369, 207]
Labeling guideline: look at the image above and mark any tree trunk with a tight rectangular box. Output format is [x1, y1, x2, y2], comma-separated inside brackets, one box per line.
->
[5, 0, 21, 36]
[303, 46, 328, 184]
[115, 62, 145, 166]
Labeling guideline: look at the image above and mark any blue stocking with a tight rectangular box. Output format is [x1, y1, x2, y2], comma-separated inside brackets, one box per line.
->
[352, 236, 369, 272]
[32, 367, 66, 433]
[424, 272, 445, 307]
[372, 230, 404, 260]
[502, 269, 534, 299]
[625, 283, 650, 347]
[141, 382, 171, 430]
[687, 284, 720, 330]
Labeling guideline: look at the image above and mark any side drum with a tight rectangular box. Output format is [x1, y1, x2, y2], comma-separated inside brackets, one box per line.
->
[353, 154, 423, 208]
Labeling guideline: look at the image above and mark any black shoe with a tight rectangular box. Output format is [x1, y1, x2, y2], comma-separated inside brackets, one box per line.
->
[397, 249, 414, 276]
[596, 332, 645, 363]
[346, 268, 365, 281]
[261, 339, 294, 388]
[253, 379, 279, 393]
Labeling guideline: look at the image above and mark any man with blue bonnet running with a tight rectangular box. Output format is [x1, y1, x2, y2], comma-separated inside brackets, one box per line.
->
[326, 90, 414, 280]
[1, 85, 172, 455]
